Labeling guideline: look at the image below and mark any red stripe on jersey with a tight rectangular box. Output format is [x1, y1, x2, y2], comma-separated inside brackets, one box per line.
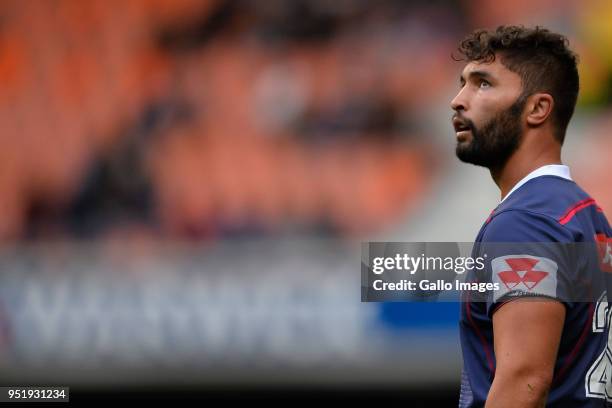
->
[466, 290, 495, 374]
[559, 198, 598, 225]
[485, 209, 496, 224]
[553, 302, 594, 384]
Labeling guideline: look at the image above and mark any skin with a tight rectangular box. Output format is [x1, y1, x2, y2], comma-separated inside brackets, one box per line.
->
[451, 55, 567, 407]
[488, 299, 565, 408]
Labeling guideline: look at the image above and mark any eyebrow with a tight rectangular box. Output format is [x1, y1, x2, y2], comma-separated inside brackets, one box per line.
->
[459, 70, 494, 85]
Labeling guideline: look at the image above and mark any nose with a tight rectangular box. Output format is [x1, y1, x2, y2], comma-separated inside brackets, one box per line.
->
[450, 88, 468, 112]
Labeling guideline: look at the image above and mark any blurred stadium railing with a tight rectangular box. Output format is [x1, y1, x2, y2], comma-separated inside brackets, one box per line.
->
[0, 240, 460, 388]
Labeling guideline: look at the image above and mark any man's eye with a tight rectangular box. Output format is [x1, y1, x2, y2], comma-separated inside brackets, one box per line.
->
[479, 80, 491, 88]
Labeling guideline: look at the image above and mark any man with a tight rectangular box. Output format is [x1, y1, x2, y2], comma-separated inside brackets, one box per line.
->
[451, 25, 612, 407]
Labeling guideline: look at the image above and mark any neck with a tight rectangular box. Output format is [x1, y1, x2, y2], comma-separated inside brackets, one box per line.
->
[490, 133, 562, 201]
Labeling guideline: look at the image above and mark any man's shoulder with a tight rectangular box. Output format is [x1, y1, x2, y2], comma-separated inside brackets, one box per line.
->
[481, 176, 608, 243]
[482, 177, 580, 241]
[482, 208, 573, 243]
[498, 176, 589, 221]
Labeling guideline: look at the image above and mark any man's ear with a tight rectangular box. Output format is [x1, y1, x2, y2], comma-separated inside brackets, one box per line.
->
[526, 93, 554, 127]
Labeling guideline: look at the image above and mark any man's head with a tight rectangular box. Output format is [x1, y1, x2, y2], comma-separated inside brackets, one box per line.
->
[450, 25, 579, 169]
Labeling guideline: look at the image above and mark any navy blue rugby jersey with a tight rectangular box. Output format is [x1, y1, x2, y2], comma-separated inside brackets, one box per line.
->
[459, 175, 612, 407]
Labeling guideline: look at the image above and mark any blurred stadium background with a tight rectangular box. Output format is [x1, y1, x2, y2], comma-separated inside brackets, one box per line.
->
[1, 0, 611, 404]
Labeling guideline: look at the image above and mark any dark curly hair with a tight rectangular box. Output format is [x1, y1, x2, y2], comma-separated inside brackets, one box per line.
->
[455, 25, 579, 144]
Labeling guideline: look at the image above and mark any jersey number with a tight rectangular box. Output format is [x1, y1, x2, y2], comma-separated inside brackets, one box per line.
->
[586, 292, 612, 401]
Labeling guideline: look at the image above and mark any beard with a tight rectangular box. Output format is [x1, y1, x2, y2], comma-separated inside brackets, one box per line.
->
[455, 95, 527, 170]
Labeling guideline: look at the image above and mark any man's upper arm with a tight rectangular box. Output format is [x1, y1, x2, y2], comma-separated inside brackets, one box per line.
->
[483, 209, 572, 370]
[492, 298, 565, 384]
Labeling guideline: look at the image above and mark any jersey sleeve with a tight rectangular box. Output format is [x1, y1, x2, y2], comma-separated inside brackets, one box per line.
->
[477, 210, 576, 317]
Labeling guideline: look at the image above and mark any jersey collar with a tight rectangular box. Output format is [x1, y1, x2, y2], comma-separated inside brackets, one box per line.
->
[500, 164, 572, 204]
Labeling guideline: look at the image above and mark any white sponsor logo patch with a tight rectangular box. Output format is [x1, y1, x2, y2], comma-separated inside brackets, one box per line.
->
[491, 255, 558, 303]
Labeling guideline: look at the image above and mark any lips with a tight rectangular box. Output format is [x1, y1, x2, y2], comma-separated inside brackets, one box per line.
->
[452, 116, 472, 143]
[452, 116, 471, 133]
